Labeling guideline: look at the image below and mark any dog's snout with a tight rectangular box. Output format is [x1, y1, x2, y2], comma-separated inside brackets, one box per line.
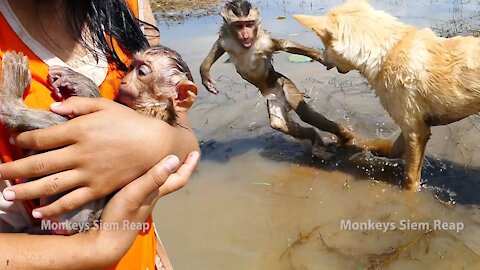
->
[336, 67, 349, 74]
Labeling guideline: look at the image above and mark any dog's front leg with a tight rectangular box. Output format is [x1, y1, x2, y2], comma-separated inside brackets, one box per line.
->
[403, 125, 431, 191]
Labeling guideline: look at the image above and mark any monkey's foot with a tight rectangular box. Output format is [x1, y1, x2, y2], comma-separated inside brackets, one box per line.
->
[1, 51, 31, 94]
[311, 146, 335, 160]
[308, 137, 334, 160]
[349, 150, 375, 163]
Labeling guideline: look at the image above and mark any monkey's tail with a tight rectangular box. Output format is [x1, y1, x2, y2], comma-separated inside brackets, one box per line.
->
[0, 51, 67, 131]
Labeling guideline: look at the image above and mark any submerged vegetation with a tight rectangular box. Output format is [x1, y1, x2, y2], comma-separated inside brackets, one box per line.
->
[150, 0, 221, 21]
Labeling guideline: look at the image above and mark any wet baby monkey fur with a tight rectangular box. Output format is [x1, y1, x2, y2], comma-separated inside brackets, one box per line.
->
[0, 46, 197, 234]
[200, 0, 364, 158]
[295, 0, 480, 191]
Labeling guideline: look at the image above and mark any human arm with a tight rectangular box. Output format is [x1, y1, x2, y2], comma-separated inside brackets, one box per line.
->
[0, 151, 199, 270]
[199, 39, 226, 95]
[0, 97, 199, 218]
[272, 38, 325, 64]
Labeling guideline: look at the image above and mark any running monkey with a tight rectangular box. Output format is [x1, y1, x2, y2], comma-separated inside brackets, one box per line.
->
[200, 0, 356, 157]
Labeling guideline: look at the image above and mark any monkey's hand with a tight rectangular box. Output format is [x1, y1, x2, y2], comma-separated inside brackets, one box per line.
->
[48, 66, 101, 99]
[202, 76, 219, 95]
[312, 53, 325, 65]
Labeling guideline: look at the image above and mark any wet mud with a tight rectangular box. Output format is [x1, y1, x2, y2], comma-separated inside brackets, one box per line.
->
[151, 0, 221, 21]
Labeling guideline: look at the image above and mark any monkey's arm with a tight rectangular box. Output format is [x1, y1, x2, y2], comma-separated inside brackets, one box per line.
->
[272, 38, 325, 64]
[199, 40, 226, 94]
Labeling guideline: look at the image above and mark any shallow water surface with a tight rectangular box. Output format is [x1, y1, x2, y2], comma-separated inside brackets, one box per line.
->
[153, 1, 480, 269]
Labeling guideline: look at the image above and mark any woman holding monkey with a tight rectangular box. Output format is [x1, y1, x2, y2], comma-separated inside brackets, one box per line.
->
[0, 0, 199, 269]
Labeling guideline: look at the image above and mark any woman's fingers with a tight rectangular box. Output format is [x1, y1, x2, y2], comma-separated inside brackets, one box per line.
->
[124, 155, 180, 207]
[13, 123, 76, 151]
[120, 151, 199, 209]
[2, 170, 82, 201]
[0, 147, 75, 181]
[157, 151, 199, 198]
[32, 187, 95, 219]
[50, 96, 114, 117]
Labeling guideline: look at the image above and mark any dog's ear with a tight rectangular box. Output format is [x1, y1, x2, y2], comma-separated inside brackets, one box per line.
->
[293, 14, 334, 40]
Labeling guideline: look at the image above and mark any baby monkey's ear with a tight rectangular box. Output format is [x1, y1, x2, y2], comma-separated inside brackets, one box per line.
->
[175, 80, 198, 112]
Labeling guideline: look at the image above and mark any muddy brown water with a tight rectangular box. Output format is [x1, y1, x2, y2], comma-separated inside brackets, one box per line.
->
[152, 1, 480, 269]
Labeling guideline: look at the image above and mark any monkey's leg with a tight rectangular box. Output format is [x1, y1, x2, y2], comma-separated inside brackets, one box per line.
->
[0, 52, 67, 131]
[267, 99, 333, 159]
[278, 75, 354, 144]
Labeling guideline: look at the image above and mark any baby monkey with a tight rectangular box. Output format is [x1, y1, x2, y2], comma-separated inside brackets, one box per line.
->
[2, 46, 197, 130]
[0, 46, 197, 234]
[200, 0, 356, 157]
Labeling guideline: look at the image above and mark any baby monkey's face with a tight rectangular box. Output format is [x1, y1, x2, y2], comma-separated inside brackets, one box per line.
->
[117, 46, 198, 124]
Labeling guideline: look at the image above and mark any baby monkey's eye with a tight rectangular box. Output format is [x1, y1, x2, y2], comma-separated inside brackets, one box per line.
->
[138, 64, 152, 76]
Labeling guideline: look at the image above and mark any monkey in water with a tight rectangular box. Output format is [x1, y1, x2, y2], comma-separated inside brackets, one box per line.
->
[200, 0, 358, 158]
[0, 46, 197, 234]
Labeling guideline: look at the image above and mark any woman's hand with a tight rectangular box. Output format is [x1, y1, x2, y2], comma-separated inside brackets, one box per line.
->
[0, 97, 199, 219]
[0, 152, 200, 270]
[92, 150, 199, 265]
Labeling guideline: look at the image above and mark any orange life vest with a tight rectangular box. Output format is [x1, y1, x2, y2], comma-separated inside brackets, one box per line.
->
[0, 1, 157, 269]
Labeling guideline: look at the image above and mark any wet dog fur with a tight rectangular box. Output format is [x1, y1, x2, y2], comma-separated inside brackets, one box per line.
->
[294, 0, 480, 191]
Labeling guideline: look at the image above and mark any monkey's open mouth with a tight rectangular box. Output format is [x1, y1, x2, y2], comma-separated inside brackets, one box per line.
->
[243, 41, 253, 48]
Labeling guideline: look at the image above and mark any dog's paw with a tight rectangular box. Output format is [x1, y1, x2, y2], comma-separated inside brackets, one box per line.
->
[405, 179, 421, 192]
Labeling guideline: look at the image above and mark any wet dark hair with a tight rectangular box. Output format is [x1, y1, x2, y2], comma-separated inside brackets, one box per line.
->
[225, 0, 252, 17]
[64, 0, 159, 71]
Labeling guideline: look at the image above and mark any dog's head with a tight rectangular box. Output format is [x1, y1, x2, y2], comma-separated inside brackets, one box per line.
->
[293, 0, 379, 74]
